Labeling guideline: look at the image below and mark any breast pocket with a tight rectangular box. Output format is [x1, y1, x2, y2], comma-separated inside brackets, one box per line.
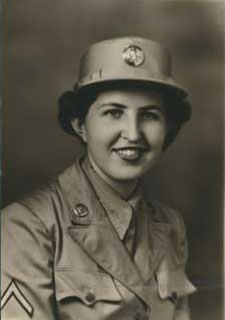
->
[54, 268, 122, 320]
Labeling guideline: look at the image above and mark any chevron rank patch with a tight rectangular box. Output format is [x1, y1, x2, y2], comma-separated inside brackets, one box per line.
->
[1, 280, 34, 318]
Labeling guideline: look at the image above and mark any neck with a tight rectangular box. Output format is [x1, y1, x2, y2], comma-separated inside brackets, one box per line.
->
[88, 155, 139, 199]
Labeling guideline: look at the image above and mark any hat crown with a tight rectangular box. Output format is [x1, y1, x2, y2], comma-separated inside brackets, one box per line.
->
[76, 36, 186, 97]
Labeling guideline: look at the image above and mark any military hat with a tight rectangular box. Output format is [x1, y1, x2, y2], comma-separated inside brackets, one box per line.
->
[75, 36, 187, 97]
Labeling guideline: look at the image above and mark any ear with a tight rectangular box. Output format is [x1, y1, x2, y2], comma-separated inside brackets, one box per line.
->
[71, 119, 87, 143]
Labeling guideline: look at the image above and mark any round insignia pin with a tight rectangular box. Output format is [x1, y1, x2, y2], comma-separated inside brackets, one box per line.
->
[74, 204, 89, 218]
[122, 45, 145, 67]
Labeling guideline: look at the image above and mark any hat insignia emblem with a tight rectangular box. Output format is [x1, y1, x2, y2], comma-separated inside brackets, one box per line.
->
[122, 45, 145, 67]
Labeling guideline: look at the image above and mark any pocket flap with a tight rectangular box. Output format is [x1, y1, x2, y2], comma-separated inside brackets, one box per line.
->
[55, 269, 122, 305]
[156, 267, 197, 300]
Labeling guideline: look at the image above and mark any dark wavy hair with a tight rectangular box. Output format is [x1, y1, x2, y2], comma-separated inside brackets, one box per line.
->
[57, 82, 191, 150]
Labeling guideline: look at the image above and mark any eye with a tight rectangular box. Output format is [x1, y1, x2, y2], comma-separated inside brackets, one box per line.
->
[103, 109, 123, 119]
[141, 110, 161, 120]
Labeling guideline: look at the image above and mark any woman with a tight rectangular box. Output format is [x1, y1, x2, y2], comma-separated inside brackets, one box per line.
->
[1, 37, 196, 320]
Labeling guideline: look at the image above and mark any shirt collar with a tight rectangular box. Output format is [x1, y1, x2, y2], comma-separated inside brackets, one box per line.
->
[82, 157, 143, 240]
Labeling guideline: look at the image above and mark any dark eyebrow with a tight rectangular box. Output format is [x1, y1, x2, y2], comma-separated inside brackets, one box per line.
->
[97, 103, 162, 111]
[97, 103, 126, 110]
[140, 105, 163, 111]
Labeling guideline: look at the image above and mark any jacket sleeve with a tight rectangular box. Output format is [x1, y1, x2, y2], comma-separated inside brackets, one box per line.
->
[174, 296, 190, 320]
[171, 209, 196, 320]
[1, 202, 56, 320]
[154, 203, 196, 320]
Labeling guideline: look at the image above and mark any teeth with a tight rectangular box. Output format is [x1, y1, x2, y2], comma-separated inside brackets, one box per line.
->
[115, 148, 144, 160]
[117, 149, 140, 156]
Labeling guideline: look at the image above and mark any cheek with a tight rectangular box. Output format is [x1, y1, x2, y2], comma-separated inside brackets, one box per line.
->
[144, 123, 167, 146]
[85, 118, 119, 147]
[84, 125, 111, 154]
[84, 117, 101, 142]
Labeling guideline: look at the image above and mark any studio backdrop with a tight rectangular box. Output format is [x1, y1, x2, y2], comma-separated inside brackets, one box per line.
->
[2, 1, 224, 319]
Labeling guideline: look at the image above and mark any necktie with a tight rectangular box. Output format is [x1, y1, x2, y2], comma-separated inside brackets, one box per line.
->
[124, 196, 141, 258]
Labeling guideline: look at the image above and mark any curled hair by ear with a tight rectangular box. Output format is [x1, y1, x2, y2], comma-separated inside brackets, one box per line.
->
[58, 91, 77, 135]
[57, 90, 97, 137]
[163, 96, 191, 150]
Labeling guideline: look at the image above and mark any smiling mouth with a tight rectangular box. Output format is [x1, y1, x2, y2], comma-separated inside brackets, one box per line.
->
[113, 147, 147, 161]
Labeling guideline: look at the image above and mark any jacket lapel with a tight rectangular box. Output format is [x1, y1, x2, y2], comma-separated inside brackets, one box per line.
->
[58, 158, 171, 308]
[133, 199, 171, 283]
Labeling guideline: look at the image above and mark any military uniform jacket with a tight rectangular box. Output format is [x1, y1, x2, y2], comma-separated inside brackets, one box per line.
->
[1, 157, 196, 320]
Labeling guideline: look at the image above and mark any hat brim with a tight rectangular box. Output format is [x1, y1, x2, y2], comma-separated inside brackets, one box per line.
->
[76, 78, 187, 98]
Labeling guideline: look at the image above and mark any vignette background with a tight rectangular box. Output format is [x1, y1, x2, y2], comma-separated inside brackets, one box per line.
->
[2, 1, 224, 319]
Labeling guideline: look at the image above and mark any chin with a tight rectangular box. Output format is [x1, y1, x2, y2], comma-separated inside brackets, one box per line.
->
[108, 168, 148, 182]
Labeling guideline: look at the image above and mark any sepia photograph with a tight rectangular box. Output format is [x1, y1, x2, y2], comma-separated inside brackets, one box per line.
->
[1, 1, 224, 319]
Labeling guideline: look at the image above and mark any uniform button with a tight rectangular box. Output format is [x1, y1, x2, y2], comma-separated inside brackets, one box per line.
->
[84, 291, 95, 303]
[133, 310, 148, 320]
[172, 291, 177, 300]
[168, 291, 178, 305]
[133, 311, 142, 320]
[171, 291, 178, 304]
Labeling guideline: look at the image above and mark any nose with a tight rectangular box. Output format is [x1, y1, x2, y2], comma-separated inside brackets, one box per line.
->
[121, 114, 141, 142]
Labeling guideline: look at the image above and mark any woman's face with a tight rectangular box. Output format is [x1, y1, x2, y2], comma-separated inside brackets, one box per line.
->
[75, 87, 166, 185]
